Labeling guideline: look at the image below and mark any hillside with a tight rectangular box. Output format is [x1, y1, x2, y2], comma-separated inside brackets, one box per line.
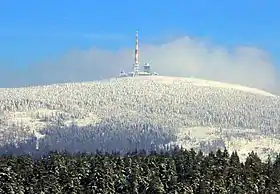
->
[0, 76, 280, 161]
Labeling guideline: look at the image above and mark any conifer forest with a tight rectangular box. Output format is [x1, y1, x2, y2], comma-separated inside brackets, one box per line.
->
[1, 147, 280, 193]
[1, 78, 280, 193]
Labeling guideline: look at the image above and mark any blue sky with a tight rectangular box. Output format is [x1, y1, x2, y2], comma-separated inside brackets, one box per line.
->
[0, 0, 280, 91]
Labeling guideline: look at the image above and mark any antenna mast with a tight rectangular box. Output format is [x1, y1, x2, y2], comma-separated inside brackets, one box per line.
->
[133, 30, 140, 75]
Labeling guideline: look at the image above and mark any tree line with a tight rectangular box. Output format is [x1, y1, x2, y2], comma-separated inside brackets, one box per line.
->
[1, 147, 280, 193]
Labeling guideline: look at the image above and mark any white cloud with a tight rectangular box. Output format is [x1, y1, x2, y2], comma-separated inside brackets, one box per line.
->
[0, 35, 279, 94]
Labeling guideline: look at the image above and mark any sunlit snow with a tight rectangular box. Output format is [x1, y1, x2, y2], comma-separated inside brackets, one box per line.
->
[0, 76, 279, 161]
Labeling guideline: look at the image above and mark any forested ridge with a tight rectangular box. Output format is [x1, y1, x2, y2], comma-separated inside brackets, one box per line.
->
[1, 77, 280, 162]
[1, 147, 280, 193]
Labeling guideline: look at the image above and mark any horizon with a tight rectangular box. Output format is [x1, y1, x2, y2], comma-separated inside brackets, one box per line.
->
[0, 1, 280, 94]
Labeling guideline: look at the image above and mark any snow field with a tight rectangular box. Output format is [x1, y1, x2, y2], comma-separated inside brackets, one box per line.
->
[0, 76, 279, 161]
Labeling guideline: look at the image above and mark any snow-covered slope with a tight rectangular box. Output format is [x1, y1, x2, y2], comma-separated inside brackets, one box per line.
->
[0, 76, 280, 161]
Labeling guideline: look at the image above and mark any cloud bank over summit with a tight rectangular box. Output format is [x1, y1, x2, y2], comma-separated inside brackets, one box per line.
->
[0, 35, 279, 94]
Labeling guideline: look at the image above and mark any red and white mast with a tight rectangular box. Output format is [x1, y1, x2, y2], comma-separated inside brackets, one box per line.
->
[133, 30, 140, 75]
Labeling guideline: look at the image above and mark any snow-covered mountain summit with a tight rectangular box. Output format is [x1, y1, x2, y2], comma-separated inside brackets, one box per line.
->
[0, 76, 280, 161]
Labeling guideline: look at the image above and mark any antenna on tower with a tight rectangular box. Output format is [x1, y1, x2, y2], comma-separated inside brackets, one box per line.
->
[117, 30, 159, 78]
[133, 30, 140, 75]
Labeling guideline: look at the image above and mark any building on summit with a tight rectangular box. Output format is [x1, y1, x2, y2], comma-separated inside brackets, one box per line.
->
[119, 31, 159, 77]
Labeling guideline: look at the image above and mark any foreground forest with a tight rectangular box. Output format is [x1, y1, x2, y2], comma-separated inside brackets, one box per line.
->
[1, 148, 280, 194]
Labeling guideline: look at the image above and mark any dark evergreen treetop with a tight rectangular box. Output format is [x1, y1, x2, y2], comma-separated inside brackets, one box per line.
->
[0, 148, 280, 193]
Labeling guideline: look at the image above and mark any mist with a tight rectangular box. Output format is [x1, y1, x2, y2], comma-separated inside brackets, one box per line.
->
[0, 35, 279, 94]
